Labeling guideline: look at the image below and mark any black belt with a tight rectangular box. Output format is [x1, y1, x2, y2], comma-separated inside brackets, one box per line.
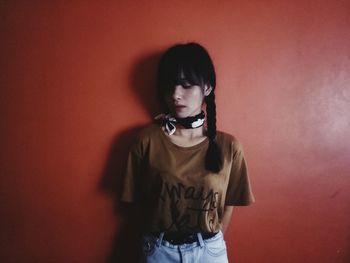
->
[153, 232, 217, 245]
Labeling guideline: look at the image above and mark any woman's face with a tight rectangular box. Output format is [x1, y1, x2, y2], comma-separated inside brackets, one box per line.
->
[165, 82, 205, 118]
[163, 71, 212, 118]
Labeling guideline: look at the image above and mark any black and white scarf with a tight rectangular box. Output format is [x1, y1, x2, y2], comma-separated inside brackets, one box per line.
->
[155, 111, 205, 135]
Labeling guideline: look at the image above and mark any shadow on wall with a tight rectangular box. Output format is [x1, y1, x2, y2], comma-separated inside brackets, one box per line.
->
[98, 51, 162, 262]
[130, 51, 162, 117]
[99, 125, 143, 262]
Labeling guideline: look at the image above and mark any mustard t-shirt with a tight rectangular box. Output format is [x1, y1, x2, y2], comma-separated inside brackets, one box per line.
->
[121, 123, 254, 234]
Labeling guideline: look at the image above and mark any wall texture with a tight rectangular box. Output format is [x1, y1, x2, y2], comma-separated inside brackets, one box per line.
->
[1, 1, 349, 262]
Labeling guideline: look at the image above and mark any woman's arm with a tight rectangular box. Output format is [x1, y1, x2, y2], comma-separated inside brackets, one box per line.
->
[221, 205, 234, 234]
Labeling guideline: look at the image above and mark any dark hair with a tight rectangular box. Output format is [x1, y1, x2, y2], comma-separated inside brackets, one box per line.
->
[157, 42, 222, 173]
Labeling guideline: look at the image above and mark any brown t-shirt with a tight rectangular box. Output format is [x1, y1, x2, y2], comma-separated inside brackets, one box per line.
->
[121, 123, 254, 234]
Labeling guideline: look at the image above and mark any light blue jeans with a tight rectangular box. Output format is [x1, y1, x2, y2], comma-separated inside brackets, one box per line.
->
[141, 231, 228, 263]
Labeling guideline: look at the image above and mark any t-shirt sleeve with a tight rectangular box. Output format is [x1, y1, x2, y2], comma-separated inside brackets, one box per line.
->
[121, 141, 143, 203]
[225, 141, 255, 206]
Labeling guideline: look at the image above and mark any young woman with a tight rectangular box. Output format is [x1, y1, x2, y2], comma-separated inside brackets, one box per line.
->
[122, 43, 255, 263]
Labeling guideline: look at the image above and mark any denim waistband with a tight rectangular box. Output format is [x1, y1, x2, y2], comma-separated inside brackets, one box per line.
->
[144, 231, 223, 249]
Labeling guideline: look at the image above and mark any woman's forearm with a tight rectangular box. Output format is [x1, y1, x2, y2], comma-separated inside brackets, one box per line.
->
[221, 205, 234, 234]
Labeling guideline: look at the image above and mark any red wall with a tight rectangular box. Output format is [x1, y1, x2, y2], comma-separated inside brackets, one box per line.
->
[1, 1, 349, 262]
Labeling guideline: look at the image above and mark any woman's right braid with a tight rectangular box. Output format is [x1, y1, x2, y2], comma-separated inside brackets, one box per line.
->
[205, 92, 222, 173]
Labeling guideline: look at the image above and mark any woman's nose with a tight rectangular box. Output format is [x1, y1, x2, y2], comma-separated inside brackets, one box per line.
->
[172, 85, 183, 100]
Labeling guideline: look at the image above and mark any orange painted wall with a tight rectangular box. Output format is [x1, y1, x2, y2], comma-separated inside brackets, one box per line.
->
[1, 1, 349, 262]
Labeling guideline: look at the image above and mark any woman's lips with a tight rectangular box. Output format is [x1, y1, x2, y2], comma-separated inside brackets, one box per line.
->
[175, 105, 186, 110]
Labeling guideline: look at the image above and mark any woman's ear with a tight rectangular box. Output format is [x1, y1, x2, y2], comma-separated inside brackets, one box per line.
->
[204, 85, 213, 96]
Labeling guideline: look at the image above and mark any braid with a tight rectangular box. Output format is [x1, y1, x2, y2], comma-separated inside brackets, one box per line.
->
[205, 92, 222, 173]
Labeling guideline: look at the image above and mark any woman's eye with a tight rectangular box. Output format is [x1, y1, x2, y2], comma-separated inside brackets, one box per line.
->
[182, 83, 192, 89]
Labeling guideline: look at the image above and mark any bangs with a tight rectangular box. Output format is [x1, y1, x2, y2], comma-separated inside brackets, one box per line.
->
[167, 66, 204, 87]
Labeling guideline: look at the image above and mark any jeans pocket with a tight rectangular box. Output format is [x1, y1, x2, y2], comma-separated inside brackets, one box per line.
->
[205, 239, 227, 258]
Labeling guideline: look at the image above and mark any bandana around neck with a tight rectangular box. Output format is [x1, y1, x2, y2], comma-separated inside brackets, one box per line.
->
[154, 111, 205, 135]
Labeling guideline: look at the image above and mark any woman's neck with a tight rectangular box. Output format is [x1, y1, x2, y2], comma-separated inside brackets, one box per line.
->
[172, 124, 205, 139]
